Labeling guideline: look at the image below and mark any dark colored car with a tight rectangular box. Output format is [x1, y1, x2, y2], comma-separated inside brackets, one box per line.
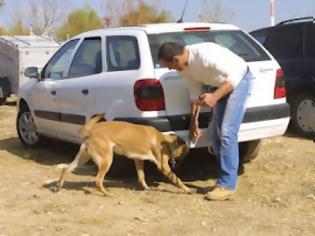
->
[250, 17, 315, 137]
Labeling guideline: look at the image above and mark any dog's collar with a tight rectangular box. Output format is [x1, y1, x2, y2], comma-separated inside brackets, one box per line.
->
[169, 138, 190, 168]
[169, 138, 182, 168]
[169, 137, 179, 165]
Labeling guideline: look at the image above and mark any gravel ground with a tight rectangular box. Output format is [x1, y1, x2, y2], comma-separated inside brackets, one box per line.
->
[0, 102, 315, 236]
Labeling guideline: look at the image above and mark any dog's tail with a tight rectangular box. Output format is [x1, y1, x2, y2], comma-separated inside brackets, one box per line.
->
[79, 112, 105, 138]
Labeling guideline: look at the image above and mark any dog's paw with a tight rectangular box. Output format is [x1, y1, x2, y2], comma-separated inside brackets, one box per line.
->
[183, 187, 193, 194]
[49, 185, 61, 193]
[99, 190, 112, 197]
[143, 186, 152, 191]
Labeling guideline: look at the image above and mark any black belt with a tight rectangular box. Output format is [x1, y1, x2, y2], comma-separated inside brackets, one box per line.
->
[244, 66, 250, 77]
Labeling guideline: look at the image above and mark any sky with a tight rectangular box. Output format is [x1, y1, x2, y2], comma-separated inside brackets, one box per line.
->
[1, 0, 315, 32]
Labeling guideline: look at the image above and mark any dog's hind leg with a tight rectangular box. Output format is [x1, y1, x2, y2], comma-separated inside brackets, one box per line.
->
[58, 142, 90, 190]
[90, 149, 113, 196]
[134, 160, 150, 190]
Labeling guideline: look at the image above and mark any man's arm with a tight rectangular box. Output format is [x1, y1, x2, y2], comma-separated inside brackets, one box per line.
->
[196, 81, 233, 108]
[190, 81, 233, 140]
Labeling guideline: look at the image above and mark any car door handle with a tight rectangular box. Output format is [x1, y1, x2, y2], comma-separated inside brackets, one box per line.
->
[51, 90, 56, 95]
[82, 89, 89, 95]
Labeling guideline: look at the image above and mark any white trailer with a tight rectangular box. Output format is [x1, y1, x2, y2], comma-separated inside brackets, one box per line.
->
[0, 35, 60, 104]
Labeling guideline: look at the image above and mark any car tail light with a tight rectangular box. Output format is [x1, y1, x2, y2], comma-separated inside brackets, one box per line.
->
[134, 79, 165, 111]
[274, 68, 286, 99]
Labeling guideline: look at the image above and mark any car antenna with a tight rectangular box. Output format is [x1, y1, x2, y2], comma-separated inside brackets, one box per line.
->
[177, 0, 189, 23]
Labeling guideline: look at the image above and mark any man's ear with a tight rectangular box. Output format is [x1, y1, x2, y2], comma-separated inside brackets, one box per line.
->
[173, 56, 180, 64]
[159, 59, 167, 66]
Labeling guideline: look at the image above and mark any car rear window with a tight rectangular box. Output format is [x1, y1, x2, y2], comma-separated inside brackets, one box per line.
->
[148, 30, 270, 68]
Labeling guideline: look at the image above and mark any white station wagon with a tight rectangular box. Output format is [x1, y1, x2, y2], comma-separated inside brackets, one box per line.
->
[17, 22, 290, 162]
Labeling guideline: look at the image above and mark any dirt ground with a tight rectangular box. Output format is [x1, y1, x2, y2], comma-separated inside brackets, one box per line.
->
[0, 101, 315, 236]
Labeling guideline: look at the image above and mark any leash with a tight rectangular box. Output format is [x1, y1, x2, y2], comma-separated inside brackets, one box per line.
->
[187, 105, 200, 148]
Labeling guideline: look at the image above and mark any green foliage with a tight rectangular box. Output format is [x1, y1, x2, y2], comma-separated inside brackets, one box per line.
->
[56, 8, 104, 41]
[0, 25, 6, 35]
[106, 0, 173, 26]
[7, 19, 29, 35]
[119, 1, 173, 26]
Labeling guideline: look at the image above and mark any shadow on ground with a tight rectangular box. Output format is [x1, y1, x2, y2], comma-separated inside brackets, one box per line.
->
[5, 100, 17, 106]
[284, 124, 315, 140]
[0, 136, 220, 183]
[0, 137, 79, 165]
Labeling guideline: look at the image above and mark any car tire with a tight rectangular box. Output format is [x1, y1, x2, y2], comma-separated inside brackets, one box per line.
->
[0, 78, 10, 105]
[239, 139, 261, 163]
[290, 91, 315, 138]
[16, 105, 46, 148]
[0, 96, 6, 105]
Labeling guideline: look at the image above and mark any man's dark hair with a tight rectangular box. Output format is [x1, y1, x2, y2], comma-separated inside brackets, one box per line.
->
[158, 42, 184, 63]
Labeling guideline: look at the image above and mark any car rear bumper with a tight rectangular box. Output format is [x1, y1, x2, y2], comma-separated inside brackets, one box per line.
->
[114, 103, 290, 132]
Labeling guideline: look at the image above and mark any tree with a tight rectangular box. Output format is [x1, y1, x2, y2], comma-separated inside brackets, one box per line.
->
[0, 0, 5, 34]
[198, 0, 234, 22]
[28, 0, 66, 36]
[105, 0, 173, 26]
[0, 26, 6, 35]
[56, 8, 104, 40]
[3, 2, 28, 35]
[7, 18, 29, 35]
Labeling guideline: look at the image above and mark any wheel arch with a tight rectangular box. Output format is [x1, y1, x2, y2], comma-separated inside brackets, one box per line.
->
[18, 98, 29, 111]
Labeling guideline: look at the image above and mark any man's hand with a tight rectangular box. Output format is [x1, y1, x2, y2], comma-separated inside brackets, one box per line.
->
[191, 126, 202, 140]
[195, 81, 234, 108]
[195, 93, 219, 108]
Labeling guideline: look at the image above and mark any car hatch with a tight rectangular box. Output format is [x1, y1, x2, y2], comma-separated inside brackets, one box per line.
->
[149, 29, 277, 116]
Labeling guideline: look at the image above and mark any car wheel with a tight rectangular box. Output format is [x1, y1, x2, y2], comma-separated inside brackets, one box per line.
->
[239, 139, 261, 163]
[290, 91, 315, 138]
[16, 105, 44, 148]
[0, 96, 6, 105]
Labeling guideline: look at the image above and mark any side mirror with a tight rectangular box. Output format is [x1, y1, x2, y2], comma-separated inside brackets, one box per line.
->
[24, 67, 39, 79]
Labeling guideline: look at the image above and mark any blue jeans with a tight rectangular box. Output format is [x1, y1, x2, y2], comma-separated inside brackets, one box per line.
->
[208, 71, 253, 190]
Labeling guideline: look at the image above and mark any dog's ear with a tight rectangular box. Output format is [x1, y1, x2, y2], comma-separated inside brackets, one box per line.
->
[99, 112, 106, 118]
[163, 134, 190, 160]
[162, 141, 172, 156]
[163, 134, 187, 148]
[176, 136, 188, 146]
[161, 134, 177, 155]
[162, 133, 177, 144]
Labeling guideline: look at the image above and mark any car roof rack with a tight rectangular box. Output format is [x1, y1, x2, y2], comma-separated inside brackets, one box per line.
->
[276, 16, 314, 26]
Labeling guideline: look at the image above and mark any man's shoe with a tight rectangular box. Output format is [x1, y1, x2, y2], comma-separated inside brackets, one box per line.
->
[204, 186, 235, 201]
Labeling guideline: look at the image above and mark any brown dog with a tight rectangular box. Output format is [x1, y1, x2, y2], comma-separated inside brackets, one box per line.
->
[57, 113, 191, 195]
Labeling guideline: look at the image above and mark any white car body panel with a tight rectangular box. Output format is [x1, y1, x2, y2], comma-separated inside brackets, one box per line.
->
[17, 22, 290, 147]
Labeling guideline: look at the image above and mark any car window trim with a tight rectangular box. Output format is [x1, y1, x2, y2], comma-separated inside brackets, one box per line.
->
[66, 36, 103, 79]
[40, 38, 80, 81]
